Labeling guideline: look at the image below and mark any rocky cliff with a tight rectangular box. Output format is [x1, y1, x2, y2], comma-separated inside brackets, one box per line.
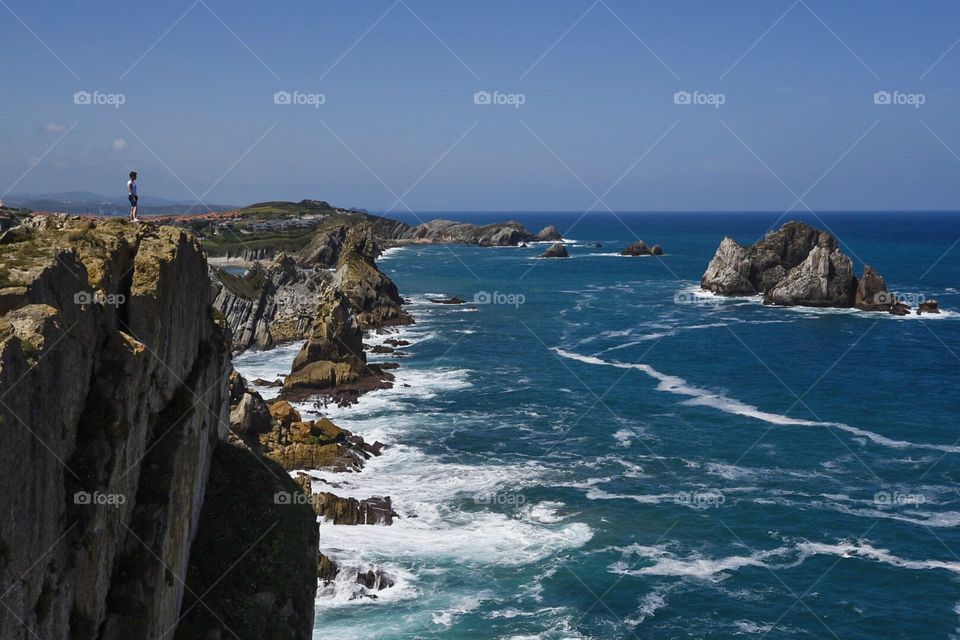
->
[212, 255, 325, 352]
[0, 216, 316, 640]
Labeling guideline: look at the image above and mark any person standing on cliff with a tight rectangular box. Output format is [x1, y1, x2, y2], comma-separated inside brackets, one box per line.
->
[127, 171, 139, 221]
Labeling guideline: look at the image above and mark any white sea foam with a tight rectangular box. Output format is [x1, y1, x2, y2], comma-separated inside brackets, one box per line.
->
[609, 539, 960, 580]
[554, 348, 960, 455]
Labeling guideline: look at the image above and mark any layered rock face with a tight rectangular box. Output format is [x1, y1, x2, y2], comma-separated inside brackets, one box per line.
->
[212, 254, 325, 352]
[329, 225, 410, 330]
[0, 217, 230, 640]
[701, 221, 860, 307]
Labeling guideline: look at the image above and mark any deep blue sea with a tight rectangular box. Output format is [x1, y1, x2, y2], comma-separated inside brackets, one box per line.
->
[234, 212, 960, 639]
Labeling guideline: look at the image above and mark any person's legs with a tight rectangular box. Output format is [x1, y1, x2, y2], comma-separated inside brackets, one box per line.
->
[129, 195, 138, 221]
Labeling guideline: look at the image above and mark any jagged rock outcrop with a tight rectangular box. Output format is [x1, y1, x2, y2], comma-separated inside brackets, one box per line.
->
[329, 225, 411, 330]
[310, 493, 397, 525]
[0, 216, 232, 640]
[239, 400, 383, 471]
[622, 240, 663, 256]
[540, 243, 569, 258]
[229, 371, 273, 435]
[372, 217, 536, 247]
[536, 225, 562, 241]
[918, 300, 940, 315]
[854, 265, 890, 311]
[211, 254, 325, 352]
[701, 221, 859, 308]
[296, 224, 350, 268]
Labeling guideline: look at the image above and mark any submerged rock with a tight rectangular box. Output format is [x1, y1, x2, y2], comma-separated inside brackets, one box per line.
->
[540, 243, 569, 258]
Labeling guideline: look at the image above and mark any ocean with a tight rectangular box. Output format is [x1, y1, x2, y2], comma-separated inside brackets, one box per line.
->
[233, 211, 960, 639]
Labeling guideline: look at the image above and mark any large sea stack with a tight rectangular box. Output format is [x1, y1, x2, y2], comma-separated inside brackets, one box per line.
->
[701, 221, 891, 310]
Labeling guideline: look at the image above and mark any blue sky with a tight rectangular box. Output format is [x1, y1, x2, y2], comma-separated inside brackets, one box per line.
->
[1, 0, 959, 211]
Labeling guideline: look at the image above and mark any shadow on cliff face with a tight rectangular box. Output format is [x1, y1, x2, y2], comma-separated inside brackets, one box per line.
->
[175, 441, 319, 640]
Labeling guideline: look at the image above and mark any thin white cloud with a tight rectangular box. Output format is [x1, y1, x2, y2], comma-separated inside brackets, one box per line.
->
[112, 138, 128, 152]
[43, 122, 67, 135]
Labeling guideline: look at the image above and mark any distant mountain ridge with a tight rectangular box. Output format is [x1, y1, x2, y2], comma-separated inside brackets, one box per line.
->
[5, 191, 235, 215]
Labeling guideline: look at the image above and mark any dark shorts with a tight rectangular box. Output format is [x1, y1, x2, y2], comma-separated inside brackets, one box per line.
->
[129, 194, 138, 206]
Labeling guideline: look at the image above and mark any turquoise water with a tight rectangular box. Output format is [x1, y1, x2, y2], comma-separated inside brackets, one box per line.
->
[236, 212, 960, 639]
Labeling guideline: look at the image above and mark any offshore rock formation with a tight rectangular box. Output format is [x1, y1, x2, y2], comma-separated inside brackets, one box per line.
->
[540, 242, 569, 258]
[310, 493, 397, 525]
[372, 217, 536, 246]
[212, 254, 325, 352]
[536, 225, 563, 241]
[621, 240, 663, 256]
[701, 222, 860, 308]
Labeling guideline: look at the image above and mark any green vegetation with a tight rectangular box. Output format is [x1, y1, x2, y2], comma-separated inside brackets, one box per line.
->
[203, 227, 316, 256]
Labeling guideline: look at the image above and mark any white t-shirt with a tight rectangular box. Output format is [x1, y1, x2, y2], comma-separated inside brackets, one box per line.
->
[127, 180, 137, 196]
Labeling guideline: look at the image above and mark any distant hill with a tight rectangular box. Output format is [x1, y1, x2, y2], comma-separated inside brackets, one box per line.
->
[4, 191, 235, 216]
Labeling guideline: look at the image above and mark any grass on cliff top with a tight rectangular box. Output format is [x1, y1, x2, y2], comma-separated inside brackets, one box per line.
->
[203, 228, 317, 256]
[202, 208, 369, 257]
[175, 440, 317, 640]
